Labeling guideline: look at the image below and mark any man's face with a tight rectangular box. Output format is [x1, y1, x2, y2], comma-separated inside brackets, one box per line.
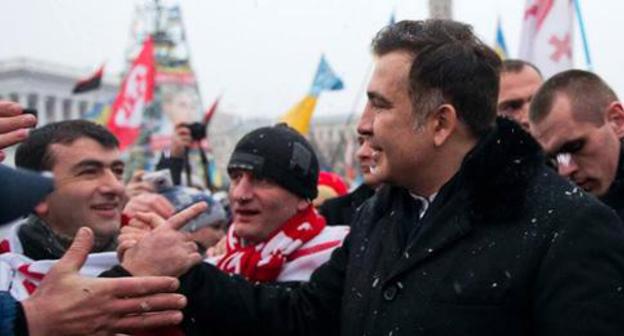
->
[530, 94, 621, 196]
[356, 134, 381, 188]
[359, 51, 435, 192]
[498, 66, 542, 130]
[228, 170, 307, 244]
[355, 105, 382, 188]
[37, 137, 125, 241]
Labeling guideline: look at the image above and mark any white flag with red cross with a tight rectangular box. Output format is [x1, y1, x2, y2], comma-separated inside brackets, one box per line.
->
[519, 0, 575, 78]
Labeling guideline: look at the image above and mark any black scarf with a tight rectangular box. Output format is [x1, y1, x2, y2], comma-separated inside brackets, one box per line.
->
[17, 215, 117, 260]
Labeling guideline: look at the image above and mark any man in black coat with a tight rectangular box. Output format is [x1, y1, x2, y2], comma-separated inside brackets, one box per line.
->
[529, 70, 624, 219]
[120, 20, 624, 335]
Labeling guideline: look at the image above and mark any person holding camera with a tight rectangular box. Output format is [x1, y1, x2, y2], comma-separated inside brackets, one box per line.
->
[156, 122, 212, 190]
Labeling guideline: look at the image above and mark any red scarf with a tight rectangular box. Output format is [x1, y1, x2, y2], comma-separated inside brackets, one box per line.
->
[217, 205, 326, 282]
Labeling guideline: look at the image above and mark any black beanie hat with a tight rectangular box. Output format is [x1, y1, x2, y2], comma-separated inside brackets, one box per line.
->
[228, 124, 319, 200]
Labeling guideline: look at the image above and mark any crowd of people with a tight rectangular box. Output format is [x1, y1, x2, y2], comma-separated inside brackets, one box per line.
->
[1, 18, 624, 336]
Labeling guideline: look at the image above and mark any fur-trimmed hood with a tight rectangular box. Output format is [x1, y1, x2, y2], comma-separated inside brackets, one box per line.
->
[460, 117, 545, 222]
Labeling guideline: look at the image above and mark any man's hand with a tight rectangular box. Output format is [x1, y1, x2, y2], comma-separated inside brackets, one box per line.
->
[118, 194, 175, 261]
[125, 170, 157, 199]
[122, 202, 207, 277]
[21, 227, 187, 336]
[0, 101, 37, 161]
[123, 192, 175, 218]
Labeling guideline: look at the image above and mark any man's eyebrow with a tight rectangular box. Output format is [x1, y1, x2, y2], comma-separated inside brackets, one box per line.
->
[70, 159, 124, 172]
[367, 91, 391, 105]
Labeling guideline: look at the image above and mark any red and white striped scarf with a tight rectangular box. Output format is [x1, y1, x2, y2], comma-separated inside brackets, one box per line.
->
[217, 205, 326, 282]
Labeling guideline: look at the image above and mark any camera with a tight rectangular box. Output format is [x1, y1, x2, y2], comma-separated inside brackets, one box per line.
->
[141, 170, 174, 192]
[141, 170, 225, 232]
[184, 122, 207, 141]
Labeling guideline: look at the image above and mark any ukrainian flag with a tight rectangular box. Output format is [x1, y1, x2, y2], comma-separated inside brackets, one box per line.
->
[494, 18, 509, 60]
[280, 55, 344, 134]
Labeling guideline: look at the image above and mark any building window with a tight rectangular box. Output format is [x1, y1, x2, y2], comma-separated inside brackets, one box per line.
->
[27, 93, 38, 109]
[62, 98, 73, 120]
[78, 101, 89, 118]
[9, 93, 19, 104]
[45, 96, 56, 123]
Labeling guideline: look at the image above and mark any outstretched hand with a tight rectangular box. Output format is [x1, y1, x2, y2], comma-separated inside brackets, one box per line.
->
[121, 202, 208, 277]
[21, 227, 187, 336]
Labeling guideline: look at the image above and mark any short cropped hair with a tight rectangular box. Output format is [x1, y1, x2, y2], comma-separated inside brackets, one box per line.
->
[15, 120, 119, 171]
[501, 59, 542, 78]
[530, 70, 618, 125]
[371, 19, 501, 136]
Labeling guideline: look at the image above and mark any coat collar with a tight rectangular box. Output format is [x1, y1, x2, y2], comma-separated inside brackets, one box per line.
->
[381, 118, 544, 282]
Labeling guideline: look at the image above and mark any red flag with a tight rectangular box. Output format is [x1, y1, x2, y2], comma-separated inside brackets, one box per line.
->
[107, 37, 155, 150]
[72, 64, 104, 94]
[202, 95, 221, 126]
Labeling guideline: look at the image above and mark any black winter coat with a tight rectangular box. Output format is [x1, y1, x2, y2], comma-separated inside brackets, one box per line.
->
[600, 142, 624, 220]
[180, 119, 624, 336]
[319, 183, 375, 226]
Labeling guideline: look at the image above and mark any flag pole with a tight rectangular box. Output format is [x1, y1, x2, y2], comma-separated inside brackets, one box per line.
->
[573, 0, 593, 71]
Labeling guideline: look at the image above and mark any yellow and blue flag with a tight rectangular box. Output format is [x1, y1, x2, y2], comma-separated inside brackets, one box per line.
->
[494, 18, 509, 60]
[83, 101, 112, 125]
[281, 55, 344, 134]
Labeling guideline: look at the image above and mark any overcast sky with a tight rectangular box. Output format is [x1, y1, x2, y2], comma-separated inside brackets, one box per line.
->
[1, 0, 622, 120]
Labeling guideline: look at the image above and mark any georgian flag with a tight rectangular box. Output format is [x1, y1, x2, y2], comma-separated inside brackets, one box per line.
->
[519, 0, 575, 78]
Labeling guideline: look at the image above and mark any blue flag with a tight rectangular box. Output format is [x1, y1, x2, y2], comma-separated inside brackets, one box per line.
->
[310, 55, 344, 97]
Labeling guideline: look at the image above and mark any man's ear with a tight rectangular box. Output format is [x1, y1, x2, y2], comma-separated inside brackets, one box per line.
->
[606, 102, 624, 138]
[429, 104, 458, 147]
[33, 201, 49, 217]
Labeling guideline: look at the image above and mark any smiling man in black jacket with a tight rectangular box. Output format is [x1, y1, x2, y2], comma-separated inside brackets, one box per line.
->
[119, 20, 624, 336]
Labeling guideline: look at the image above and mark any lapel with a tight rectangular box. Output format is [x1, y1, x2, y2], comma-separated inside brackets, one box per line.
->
[383, 190, 473, 285]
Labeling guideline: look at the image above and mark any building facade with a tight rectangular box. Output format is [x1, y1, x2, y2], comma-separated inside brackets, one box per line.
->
[0, 57, 119, 163]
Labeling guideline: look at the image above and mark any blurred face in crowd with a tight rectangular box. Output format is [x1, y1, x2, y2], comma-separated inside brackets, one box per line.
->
[228, 169, 307, 244]
[355, 103, 382, 188]
[530, 94, 624, 196]
[360, 51, 436, 193]
[35, 137, 125, 242]
[498, 66, 543, 130]
[356, 133, 382, 188]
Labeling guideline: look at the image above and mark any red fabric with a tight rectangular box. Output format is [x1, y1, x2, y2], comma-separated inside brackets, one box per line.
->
[217, 205, 326, 282]
[287, 240, 343, 261]
[22, 279, 37, 295]
[0, 240, 9, 254]
[318, 171, 348, 196]
[107, 37, 156, 150]
[18, 264, 45, 281]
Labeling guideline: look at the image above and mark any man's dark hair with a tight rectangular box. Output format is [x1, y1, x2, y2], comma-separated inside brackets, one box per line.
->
[15, 120, 119, 171]
[501, 59, 542, 78]
[371, 19, 501, 136]
[530, 69, 619, 125]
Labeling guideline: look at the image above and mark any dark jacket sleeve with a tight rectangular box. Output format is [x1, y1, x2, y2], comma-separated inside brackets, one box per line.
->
[0, 291, 28, 336]
[156, 153, 185, 186]
[534, 202, 624, 335]
[179, 233, 352, 336]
